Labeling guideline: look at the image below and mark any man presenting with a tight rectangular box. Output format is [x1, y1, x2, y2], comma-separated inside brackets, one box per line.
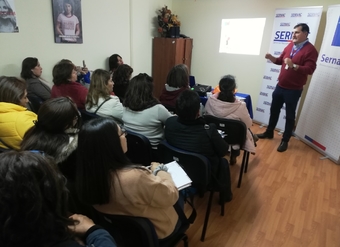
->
[257, 23, 318, 152]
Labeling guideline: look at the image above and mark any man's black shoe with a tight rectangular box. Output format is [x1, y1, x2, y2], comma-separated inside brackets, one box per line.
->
[257, 131, 274, 139]
[277, 141, 288, 152]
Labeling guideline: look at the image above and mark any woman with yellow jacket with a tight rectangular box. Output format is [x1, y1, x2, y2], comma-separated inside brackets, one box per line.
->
[0, 76, 37, 150]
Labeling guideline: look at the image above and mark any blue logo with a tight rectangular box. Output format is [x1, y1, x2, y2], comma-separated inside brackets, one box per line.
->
[320, 54, 340, 65]
[256, 107, 265, 113]
[274, 31, 293, 42]
[260, 92, 268, 97]
[307, 13, 320, 17]
[270, 68, 280, 73]
[291, 13, 302, 17]
[263, 75, 272, 80]
[274, 51, 282, 56]
[276, 13, 285, 18]
[331, 17, 340, 47]
[280, 23, 290, 27]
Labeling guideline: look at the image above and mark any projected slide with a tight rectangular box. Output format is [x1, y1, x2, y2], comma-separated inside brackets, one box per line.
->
[219, 18, 266, 55]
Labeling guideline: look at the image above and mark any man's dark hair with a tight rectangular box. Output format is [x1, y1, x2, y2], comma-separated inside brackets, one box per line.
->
[176, 89, 200, 120]
[294, 23, 310, 34]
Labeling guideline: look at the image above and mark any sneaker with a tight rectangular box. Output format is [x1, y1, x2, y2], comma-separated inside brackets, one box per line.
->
[277, 141, 288, 152]
[257, 131, 274, 139]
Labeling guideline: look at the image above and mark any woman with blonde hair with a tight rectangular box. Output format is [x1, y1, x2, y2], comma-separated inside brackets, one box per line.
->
[85, 69, 123, 119]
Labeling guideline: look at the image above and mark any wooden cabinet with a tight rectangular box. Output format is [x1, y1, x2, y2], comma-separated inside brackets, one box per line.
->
[152, 37, 193, 98]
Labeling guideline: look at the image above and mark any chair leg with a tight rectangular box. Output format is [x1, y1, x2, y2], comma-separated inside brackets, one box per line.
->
[183, 234, 189, 247]
[244, 151, 250, 173]
[200, 190, 214, 242]
[237, 152, 247, 188]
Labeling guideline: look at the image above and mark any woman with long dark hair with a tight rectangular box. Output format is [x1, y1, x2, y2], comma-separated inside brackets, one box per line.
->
[21, 97, 80, 180]
[76, 118, 179, 240]
[21, 57, 51, 101]
[0, 150, 116, 247]
[205, 75, 256, 165]
[123, 73, 172, 147]
[111, 64, 133, 102]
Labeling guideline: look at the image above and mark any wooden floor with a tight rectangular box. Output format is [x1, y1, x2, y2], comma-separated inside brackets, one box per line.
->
[180, 123, 340, 247]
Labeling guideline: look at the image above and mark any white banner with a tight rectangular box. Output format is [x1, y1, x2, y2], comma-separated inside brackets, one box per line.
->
[254, 6, 323, 131]
[295, 5, 340, 164]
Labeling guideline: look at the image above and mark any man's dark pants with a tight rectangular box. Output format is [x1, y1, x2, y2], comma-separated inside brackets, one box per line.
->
[267, 85, 302, 142]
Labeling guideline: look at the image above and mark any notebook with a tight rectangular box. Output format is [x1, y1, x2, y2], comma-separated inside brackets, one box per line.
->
[165, 161, 192, 190]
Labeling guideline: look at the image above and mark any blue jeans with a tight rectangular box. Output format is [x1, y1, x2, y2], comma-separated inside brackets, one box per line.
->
[267, 85, 302, 142]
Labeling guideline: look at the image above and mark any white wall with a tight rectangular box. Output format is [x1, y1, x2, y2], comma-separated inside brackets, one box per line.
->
[0, 0, 131, 83]
[172, 0, 339, 113]
[130, 0, 172, 76]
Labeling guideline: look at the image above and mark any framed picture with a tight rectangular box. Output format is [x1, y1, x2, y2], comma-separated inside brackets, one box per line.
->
[52, 0, 83, 44]
[0, 0, 19, 33]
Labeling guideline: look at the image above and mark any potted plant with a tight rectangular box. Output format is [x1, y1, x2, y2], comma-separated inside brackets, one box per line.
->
[157, 6, 181, 38]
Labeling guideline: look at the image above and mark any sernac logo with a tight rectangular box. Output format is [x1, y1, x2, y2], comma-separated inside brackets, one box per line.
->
[307, 13, 320, 17]
[274, 31, 293, 42]
[331, 16, 340, 47]
[270, 68, 280, 73]
[263, 101, 271, 106]
[276, 13, 285, 18]
[280, 23, 290, 27]
[263, 75, 272, 80]
[274, 51, 282, 56]
[256, 107, 265, 113]
[260, 92, 268, 97]
[291, 13, 302, 17]
[266, 85, 275, 90]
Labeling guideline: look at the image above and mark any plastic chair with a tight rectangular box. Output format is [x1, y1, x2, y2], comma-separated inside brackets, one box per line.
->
[92, 202, 189, 247]
[158, 140, 225, 242]
[27, 94, 44, 113]
[125, 130, 152, 166]
[204, 115, 250, 188]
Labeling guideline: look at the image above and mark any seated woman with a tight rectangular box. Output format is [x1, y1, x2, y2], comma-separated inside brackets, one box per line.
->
[51, 61, 88, 109]
[0, 76, 37, 150]
[0, 150, 117, 247]
[76, 118, 179, 240]
[123, 73, 172, 148]
[159, 64, 190, 111]
[21, 97, 80, 181]
[60, 59, 91, 85]
[108, 54, 124, 74]
[164, 90, 232, 202]
[112, 64, 133, 102]
[205, 75, 256, 165]
[21, 57, 51, 102]
[86, 69, 123, 119]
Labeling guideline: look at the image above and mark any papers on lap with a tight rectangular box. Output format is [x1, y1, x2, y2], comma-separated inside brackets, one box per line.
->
[165, 161, 192, 190]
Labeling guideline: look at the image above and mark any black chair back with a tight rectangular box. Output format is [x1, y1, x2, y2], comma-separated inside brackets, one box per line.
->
[92, 204, 189, 247]
[158, 140, 224, 241]
[159, 140, 210, 195]
[93, 211, 159, 247]
[79, 109, 99, 122]
[204, 115, 250, 188]
[204, 115, 247, 146]
[126, 130, 152, 166]
[27, 94, 44, 113]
